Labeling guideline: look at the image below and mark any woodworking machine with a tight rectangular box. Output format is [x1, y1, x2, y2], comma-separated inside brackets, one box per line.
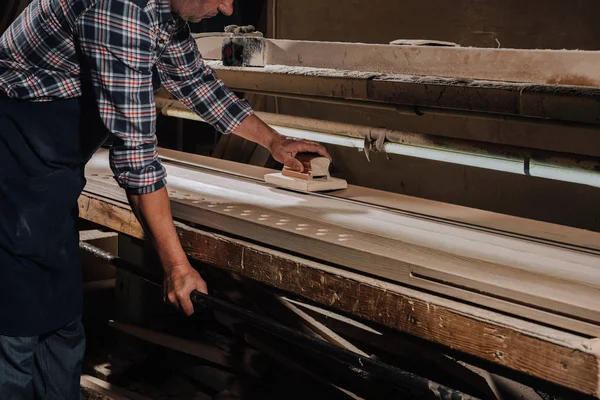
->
[82, 33, 600, 399]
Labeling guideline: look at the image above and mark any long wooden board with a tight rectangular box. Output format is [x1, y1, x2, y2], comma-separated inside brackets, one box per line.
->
[77, 192, 600, 397]
[203, 62, 600, 125]
[196, 36, 600, 87]
[158, 148, 600, 253]
[84, 150, 600, 337]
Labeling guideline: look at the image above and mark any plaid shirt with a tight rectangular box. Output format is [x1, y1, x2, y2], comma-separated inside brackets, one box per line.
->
[0, 0, 253, 194]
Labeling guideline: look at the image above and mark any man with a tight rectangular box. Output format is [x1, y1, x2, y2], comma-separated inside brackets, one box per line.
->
[0, 0, 330, 397]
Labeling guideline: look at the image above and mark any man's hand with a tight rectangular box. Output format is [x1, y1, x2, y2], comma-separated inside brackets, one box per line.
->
[233, 114, 331, 172]
[267, 134, 331, 172]
[163, 262, 208, 316]
[128, 187, 208, 316]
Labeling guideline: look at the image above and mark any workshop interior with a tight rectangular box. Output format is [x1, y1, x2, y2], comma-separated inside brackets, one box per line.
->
[2, 0, 600, 399]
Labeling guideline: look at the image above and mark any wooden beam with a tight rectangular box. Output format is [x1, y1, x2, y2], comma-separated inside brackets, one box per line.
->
[78, 192, 600, 397]
[204, 62, 600, 125]
[80, 375, 153, 400]
[196, 37, 600, 87]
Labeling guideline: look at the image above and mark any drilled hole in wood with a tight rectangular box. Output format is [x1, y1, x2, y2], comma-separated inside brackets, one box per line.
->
[318, 229, 331, 232]
[339, 234, 353, 238]
[295, 227, 307, 231]
[258, 217, 269, 221]
[316, 232, 328, 236]
[298, 223, 310, 227]
[276, 222, 287, 226]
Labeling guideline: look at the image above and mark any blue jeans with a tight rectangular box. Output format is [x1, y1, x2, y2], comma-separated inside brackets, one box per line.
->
[0, 317, 85, 399]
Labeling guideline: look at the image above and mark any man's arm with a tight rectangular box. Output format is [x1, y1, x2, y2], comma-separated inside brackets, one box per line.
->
[156, 24, 331, 170]
[231, 114, 330, 171]
[77, 0, 206, 315]
[128, 189, 206, 316]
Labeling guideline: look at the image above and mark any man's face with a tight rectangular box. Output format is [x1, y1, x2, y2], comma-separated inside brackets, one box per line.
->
[170, 0, 234, 23]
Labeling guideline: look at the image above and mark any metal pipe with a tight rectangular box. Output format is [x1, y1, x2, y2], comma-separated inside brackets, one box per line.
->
[155, 98, 600, 188]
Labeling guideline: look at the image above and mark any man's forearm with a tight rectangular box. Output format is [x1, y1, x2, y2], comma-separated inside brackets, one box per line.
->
[232, 113, 279, 149]
[127, 187, 187, 272]
[232, 113, 331, 172]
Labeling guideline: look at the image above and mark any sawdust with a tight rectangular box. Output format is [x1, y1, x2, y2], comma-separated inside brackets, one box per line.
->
[206, 60, 600, 95]
[205, 60, 380, 79]
[379, 74, 600, 94]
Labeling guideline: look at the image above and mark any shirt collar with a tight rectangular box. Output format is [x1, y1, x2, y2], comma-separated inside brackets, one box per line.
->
[156, 0, 175, 24]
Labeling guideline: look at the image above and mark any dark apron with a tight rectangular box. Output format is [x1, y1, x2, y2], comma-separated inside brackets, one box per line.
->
[0, 92, 107, 336]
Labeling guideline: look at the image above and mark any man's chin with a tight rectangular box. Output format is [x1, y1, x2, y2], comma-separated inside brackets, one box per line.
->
[186, 11, 218, 23]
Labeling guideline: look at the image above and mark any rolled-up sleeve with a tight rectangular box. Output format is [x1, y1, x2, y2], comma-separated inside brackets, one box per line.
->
[156, 24, 253, 134]
[76, 0, 165, 194]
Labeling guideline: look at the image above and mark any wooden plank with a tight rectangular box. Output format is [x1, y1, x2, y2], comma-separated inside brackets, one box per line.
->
[264, 172, 348, 192]
[267, 41, 600, 86]
[80, 375, 153, 400]
[158, 147, 600, 254]
[197, 37, 600, 87]
[156, 147, 600, 253]
[279, 298, 369, 357]
[84, 151, 600, 336]
[204, 62, 600, 124]
[77, 192, 600, 397]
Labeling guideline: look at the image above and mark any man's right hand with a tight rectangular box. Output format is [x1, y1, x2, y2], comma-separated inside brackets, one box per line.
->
[128, 187, 208, 316]
[163, 261, 208, 316]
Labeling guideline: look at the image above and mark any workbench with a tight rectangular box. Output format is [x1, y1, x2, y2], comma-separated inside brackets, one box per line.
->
[79, 148, 600, 398]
